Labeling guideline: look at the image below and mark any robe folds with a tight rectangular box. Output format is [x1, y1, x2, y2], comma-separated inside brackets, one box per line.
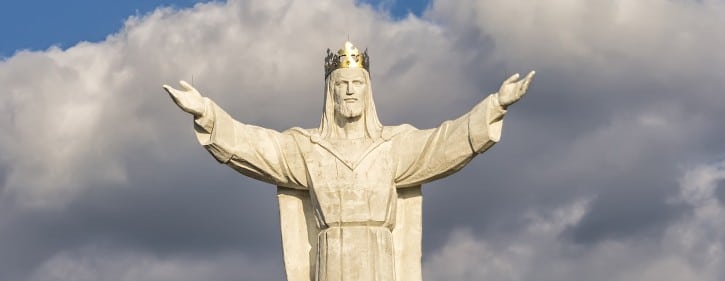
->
[193, 94, 506, 281]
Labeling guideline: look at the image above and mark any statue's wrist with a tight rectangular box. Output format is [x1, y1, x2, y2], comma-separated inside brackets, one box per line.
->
[193, 97, 211, 118]
[493, 93, 507, 109]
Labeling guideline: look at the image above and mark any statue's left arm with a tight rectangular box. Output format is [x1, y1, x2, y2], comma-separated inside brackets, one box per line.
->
[393, 71, 534, 187]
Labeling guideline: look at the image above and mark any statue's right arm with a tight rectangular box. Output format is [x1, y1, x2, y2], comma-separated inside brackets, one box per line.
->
[163, 81, 308, 190]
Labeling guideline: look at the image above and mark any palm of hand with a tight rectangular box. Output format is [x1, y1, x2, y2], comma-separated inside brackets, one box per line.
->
[163, 80, 205, 117]
[498, 71, 535, 108]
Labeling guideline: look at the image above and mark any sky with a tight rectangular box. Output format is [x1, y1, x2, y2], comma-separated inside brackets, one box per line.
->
[1, 0, 724, 280]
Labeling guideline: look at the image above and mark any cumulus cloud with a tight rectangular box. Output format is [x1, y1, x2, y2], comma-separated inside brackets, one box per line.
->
[0, 0, 470, 207]
[420, 0, 725, 246]
[425, 161, 725, 281]
[0, 0, 724, 280]
[28, 246, 280, 281]
[0, 0, 476, 279]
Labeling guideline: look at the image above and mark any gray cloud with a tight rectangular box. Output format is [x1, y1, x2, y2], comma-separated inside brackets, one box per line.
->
[424, 162, 725, 281]
[715, 179, 725, 206]
[1, 0, 724, 280]
[26, 246, 282, 281]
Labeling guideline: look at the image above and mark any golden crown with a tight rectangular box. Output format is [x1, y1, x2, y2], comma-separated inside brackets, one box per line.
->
[324, 41, 370, 77]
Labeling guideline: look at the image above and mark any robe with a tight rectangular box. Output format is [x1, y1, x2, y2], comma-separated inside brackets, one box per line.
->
[192, 94, 506, 281]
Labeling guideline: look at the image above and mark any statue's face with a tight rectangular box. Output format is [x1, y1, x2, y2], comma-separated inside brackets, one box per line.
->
[332, 68, 367, 119]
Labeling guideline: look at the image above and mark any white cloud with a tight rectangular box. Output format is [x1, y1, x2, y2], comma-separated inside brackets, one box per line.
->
[0, 0, 469, 207]
[4, 0, 721, 207]
[424, 161, 725, 281]
[428, 0, 725, 78]
[28, 246, 279, 281]
[424, 199, 590, 281]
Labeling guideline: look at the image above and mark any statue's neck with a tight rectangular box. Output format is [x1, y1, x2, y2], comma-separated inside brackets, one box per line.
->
[332, 114, 366, 139]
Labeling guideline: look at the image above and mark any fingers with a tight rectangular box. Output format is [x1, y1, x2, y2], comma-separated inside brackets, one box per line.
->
[180, 80, 194, 91]
[504, 73, 520, 84]
[162, 84, 179, 98]
[525, 70, 535, 81]
[162, 84, 175, 94]
[163, 82, 204, 116]
[163, 85, 183, 106]
[521, 70, 535, 93]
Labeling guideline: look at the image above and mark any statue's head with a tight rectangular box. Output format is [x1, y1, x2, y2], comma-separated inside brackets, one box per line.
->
[331, 67, 367, 119]
[318, 41, 382, 139]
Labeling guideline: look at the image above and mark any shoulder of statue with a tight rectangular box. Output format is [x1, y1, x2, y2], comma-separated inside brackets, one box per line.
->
[381, 124, 418, 141]
[283, 127, 316, 136]
[282, 127, 319, 142]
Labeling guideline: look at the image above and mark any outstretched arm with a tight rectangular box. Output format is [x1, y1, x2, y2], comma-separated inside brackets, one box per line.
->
[163, 81, 308, 189]
[394, 71, 534, 187]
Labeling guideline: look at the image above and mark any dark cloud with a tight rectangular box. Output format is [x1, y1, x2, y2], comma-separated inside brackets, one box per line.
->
[0, 146, 286, 280]
[715, 179, 725, 206]
[0, 163, 7, 193]
[564, 182, 687, 244]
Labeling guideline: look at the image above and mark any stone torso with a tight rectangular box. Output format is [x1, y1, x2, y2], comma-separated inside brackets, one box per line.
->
[300, 137, 398, 281]
[190, 93, 507, 281]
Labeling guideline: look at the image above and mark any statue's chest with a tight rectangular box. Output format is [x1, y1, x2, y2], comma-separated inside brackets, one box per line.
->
[303, 140, 397, 224]
[304, 139, 396, 187]
[326, 138, 371, 162]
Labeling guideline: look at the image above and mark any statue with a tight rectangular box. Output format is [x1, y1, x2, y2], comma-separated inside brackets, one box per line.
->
[163, 41, 534, 281]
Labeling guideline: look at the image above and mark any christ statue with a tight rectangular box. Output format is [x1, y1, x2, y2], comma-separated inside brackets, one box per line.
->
[163, 41, 534, 281]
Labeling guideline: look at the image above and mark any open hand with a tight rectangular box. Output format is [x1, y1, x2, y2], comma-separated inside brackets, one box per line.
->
[163, 80, 205, 117]
[497, 71, 535, 108]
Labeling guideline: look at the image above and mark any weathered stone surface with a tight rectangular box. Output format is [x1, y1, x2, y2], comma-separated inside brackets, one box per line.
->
[163, 42, 534, 281]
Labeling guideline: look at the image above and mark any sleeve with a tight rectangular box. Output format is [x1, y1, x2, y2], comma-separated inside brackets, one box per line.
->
[393, 94, 507, 187]
[193, 98, 308, 189]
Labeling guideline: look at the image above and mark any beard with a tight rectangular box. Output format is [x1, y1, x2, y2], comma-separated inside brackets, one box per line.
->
[335, 101, 364, 119]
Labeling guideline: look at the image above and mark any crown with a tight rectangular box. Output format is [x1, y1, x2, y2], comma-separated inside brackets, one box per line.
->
[324, 41, 370, 77]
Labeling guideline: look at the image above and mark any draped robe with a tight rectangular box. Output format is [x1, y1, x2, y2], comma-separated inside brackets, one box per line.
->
[192, 94, 506, 281]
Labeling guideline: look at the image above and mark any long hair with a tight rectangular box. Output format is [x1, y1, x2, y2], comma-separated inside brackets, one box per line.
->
[317, 68, 383, 140]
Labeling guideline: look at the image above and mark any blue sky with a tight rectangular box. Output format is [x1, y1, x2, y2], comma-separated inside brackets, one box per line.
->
[0, 0, 429, 58]
[0, 1, 201, 57]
